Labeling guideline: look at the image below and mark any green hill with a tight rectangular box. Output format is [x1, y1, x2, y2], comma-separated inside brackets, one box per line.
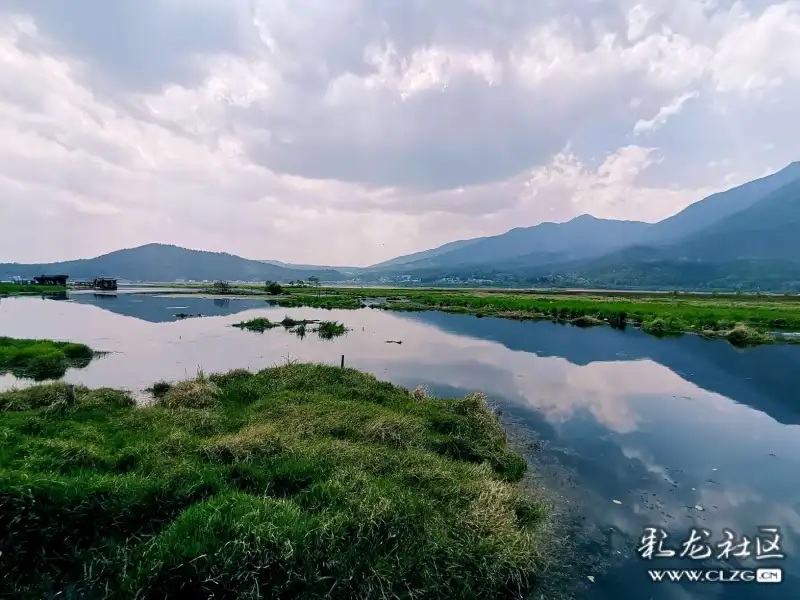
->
[366, 215, 649, 273]
[365, 162, 800, 291]
[0, 244, 346, 283]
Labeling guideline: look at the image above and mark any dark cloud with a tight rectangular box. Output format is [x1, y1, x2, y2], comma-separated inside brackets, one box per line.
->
[0, 0, 717, 191]
[0, 0, 251, 91]
[243, 77, 569, 191]
[0, 0, 798, 265]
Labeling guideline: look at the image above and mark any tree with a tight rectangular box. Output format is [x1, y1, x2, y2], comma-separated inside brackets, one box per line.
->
[213, 280, 231, 294]
[265, 281, 283, 295]
[307, 275, 321, 296]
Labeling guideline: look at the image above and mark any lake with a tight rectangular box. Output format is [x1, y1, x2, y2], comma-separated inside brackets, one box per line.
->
[2, 292, 799, 599]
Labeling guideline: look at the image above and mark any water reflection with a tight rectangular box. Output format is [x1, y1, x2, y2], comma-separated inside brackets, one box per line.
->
[67, 292, 271, 323]
[0, 294, 799, 599]
[395, 311, 800, 427]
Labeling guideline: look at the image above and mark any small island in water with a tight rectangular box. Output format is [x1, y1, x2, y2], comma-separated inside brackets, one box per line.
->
[0, 336, 97, 381]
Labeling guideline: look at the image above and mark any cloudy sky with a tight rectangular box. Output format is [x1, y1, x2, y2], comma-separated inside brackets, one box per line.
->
[1, 0, 798, 266]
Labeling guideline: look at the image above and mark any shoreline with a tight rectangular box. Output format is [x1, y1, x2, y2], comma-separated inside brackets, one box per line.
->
[0, 284, 67, 297]
[141, 285, 800, 346]
[9, 284, 797, 345]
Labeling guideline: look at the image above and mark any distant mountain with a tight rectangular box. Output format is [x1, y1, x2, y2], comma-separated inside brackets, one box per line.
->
[641, 161, 800, 243]
[521, 176, 800, 291]
[368, 215, 649, 272]
[660, 177, 800, 261]
[259, 259, 362, 273]
[368, 238, 482, 269]
[364, 161, 800, 291]
[0, 244, 346, 283]
[573, 176, 800, 267]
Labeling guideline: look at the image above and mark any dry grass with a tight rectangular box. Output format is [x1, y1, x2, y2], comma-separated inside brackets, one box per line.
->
[157, 371, 220, 408]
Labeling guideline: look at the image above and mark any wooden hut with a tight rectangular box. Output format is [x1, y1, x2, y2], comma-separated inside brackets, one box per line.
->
[93, 277, 118, 291]
[33, 274, 69, 286]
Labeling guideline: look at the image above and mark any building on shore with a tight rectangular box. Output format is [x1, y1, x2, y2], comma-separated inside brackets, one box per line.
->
[93, 277, 118, 291]
[33, 274, 69, 286]
[70, 277, 119, 291]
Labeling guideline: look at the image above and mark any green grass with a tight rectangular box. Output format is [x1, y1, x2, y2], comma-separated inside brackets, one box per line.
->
[271, 287, 800, 346]
[148, 381, 173, 398]
[233, 317, 348, 341]
[279, 315, 315, 328]
[315, 320, 348, 339]
[269, 293, 364, 309]
[232, 318, 281, 332]
[0, 364, 550, 599]
[0, 283, 66, 296]
[0, 337, 97, 380]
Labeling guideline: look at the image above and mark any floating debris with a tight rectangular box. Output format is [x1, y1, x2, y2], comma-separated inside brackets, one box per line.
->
[694, 505, 705, 511]
[587, 576, 595, 583]
[612, 499, 622, 505]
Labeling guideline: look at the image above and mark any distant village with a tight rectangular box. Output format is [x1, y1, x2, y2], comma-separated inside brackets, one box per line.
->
[2, 274, 118, 290]
[2, 273, 498, 289]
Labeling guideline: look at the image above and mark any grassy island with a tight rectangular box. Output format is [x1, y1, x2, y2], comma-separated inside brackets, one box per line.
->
[232, 316, 282, 332]
[0, 337, 97, 380]
[0, 364, 550, 599]
[233, 317, 349, 340]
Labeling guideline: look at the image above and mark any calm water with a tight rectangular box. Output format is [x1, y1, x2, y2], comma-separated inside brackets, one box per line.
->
[2, 293, 799, 599]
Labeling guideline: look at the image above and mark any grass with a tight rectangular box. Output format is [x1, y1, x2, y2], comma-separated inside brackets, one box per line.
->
[315, 320, 348, 340]
[0, 337, 97, 381]
[148, 381, 173, 398]
[232, 317, 348, 340]
[0, 364, 551, 599]
[0, 283, 66, 296]
[279, 315, 315, 328]
[232, 318, 281, 332]
[268, 294, 365, 310]
[149, 283, 800, 345]
[267, 287, 800, 347]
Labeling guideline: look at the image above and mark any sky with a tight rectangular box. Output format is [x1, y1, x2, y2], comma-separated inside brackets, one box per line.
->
[1, 0, 799, 267]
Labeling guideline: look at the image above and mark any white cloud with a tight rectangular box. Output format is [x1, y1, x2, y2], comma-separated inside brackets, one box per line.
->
[517, 146, 724, 222]
[711, 1, 800, 92]
[0, 1, 798, 265]
[634, 91, 699, 134]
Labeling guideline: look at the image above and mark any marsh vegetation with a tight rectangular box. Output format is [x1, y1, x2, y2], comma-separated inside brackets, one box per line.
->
[0, 364, 550, 599]
[0, 283, 66, 296]
[315, 320, 347, 339]
[265, 287, 800, 346]
[232, 317, 281, 332]
[0, 337, 97, 380]
[232, 317, 348, 340]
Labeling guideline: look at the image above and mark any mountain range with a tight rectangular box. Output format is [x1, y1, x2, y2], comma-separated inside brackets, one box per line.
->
[0, 244, 346, 283]
[358, 161, 800, 291]
[2, 161, 799, 291]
